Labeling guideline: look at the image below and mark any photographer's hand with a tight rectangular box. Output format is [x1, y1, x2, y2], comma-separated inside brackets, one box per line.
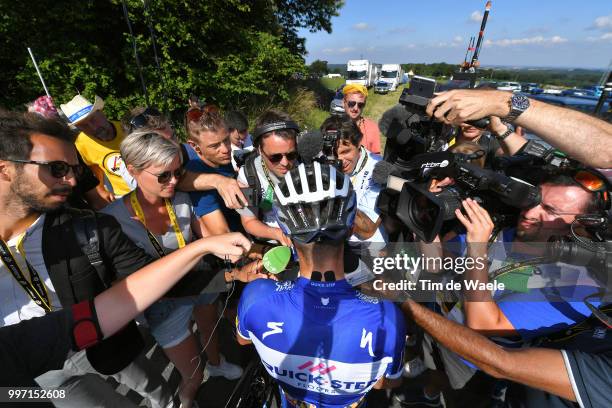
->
[426, 90, 511, 125]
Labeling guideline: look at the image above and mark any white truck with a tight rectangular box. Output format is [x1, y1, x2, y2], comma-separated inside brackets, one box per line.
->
[379, 64, 404, 91]
[346, 59, 377, 88]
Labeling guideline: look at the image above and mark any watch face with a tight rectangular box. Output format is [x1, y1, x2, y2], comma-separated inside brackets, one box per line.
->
[512, 93, 530, 111]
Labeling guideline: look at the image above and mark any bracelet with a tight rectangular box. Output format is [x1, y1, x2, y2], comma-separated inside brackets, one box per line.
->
[495, 127, 513, 141]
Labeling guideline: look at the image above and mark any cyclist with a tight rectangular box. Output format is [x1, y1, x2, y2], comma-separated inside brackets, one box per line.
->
[237, 162, 406, 407]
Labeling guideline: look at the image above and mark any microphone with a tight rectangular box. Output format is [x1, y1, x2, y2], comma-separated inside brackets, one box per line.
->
[372, 161, 395, 186]
[262, 246, 292, 274]
[379, 104, 413, 136]
[297, 130, 324, 164]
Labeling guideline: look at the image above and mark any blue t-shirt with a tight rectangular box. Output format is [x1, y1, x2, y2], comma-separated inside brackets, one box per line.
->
[452, 228, 604, 343]
[183, 144, 241, 231]
[237, 278, 406, 408]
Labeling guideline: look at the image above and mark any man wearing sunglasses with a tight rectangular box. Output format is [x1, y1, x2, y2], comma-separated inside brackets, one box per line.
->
[428, 173, 609, 406]
[0, 111, 173, 407]
[342, 84, 381, 155]
[235, 110, 299, 247]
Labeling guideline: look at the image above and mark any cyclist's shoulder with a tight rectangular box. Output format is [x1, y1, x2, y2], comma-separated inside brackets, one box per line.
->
[241, 279, 295, 309]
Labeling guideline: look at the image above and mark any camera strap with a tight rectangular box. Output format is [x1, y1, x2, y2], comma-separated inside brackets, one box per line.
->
[0, 234, 51, 313]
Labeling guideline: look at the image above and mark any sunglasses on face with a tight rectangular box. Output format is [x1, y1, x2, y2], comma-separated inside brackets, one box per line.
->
[262, 150, 298, 164]
[6, 159, 84, 179]
[143, 167, 185, 184]
[347, 100, 366, 109]
[129, 107, 162, 131]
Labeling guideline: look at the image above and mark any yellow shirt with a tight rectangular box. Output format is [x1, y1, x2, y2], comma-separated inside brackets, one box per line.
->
[75, 121, 131, 196]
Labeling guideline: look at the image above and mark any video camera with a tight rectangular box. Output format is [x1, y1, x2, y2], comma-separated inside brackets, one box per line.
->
[376, 150, 541, 242]
[381, 76, 490, 164]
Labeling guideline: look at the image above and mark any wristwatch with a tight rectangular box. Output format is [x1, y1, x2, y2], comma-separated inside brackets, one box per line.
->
[495, 122, 514, 141]
[504, 93, 530, 123]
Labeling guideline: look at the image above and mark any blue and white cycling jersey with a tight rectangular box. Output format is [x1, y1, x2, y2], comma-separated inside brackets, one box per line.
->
[237, 277, 406, 408]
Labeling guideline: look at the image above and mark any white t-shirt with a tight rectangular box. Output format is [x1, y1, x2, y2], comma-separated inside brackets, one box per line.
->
[235, 154, 281, 230]
[348, 147, 387, 244]
[0, 214, 62, 327]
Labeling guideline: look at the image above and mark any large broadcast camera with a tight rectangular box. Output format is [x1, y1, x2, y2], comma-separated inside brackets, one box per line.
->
[379, 76, 490, 164]
[376, 150, 541, 242]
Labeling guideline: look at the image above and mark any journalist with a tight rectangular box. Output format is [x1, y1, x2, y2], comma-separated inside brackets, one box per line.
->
[235, 110, 300, 246]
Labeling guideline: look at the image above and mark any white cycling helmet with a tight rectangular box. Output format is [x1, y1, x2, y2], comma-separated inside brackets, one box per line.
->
[273, 162, 357, 244]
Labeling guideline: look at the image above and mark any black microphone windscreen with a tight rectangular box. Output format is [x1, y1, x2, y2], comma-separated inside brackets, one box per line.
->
[372, 161, 395, 185]
[396, 129, 414, 146]
[298, 130, 324, 163]
[379, 104, 412, 135]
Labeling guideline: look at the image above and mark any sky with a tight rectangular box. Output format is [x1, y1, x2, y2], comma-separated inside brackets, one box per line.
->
[299, 0, 612, 69]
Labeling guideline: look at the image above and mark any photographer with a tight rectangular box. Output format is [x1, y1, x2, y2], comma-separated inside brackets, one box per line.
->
[236, 162, 406, 407]
[235, 110, 299, 246]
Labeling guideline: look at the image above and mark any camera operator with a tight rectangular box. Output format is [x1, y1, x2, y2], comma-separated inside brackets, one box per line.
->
[455, 116, 528, 167]
[235, 110, 299, 247]
[320, 116, 387, 243]
[426, 89, 612, 168]
[236, 162, 406, 407]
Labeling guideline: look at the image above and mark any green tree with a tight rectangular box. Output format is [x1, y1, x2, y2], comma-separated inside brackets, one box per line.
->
[0, 0, 342, 120]
[309, 59, 329, 76]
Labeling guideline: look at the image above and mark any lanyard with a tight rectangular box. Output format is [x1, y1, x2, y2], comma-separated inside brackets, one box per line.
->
[350, 146, 369, 186]
[130, 192, 186, 258]
[0, 234, 51, 313]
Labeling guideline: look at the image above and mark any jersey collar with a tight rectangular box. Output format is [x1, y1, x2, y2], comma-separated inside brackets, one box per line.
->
[295, 276, 353, 293]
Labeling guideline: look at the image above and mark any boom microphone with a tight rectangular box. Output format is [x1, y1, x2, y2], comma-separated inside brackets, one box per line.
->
[372, 161, 395, 186]
[297, 130, 324, 164]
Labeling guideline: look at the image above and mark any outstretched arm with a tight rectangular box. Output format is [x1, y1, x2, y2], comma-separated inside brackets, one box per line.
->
[400, 300, 575, 402]
[426, 89, 612, 168]
[95, 233, 250, 337]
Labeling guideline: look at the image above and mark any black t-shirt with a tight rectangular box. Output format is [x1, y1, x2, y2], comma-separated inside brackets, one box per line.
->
[0, 309, 74, 386]
[564, 349, 612, 408]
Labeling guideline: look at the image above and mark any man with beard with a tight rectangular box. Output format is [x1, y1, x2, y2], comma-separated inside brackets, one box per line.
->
[0, 110, 172, 408]
[458, 173, 606, 335]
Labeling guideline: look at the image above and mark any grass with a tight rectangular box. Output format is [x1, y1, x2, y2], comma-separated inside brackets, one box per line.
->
[320, 77, 345, 91]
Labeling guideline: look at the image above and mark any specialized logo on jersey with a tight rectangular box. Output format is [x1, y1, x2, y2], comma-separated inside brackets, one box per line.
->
[262, 322, 284, 339]
[360, 329, 375, 357]
[355, 291, 379, 304]
[102, 152, 124, 176]
[251, 336, 392, 396]
[275, 281, 294, 292]
[321, 297, 330, 306]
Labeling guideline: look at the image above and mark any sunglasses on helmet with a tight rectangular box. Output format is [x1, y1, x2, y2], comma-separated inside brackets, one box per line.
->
[5, 159, 84, 179]
[129, 107, 162, 131]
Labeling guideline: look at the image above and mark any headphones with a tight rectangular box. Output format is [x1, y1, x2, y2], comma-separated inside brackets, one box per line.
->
[253, 121, 300, 142]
